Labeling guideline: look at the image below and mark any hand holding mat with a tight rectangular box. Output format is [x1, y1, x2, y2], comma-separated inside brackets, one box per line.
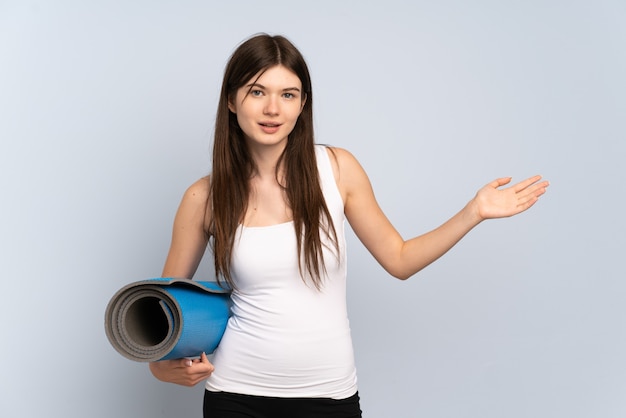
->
[105, 278, 231, 362]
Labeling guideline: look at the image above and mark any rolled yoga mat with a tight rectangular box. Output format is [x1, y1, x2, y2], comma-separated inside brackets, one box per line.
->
[105, 278, 231, 362]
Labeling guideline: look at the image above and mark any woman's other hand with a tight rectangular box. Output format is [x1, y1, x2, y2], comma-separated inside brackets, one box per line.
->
[148, 352, 215, 387]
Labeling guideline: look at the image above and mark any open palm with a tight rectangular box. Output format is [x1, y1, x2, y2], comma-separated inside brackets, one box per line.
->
[474, 175, 549, 220]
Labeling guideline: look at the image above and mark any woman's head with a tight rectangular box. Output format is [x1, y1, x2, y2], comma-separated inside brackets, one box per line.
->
[228, 64, 306, 150]
[215, 34, 313, 158]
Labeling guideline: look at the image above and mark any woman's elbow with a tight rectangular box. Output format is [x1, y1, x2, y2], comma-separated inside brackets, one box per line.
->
[384, 264, 420, 281]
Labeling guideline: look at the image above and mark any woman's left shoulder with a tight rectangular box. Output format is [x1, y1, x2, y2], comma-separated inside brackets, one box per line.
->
[324, 145, 356, 165]
[321, 146, 369, 202]
[323, 146, 364, 175]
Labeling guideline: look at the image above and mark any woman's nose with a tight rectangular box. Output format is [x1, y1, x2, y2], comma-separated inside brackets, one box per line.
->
[263, 95, 279, 115]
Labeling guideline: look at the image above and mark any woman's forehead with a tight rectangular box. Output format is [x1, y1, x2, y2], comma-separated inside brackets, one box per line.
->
[244, 65, 302, 89]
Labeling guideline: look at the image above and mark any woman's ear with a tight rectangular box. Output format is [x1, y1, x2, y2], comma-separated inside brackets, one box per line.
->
[228, 96, 236, 113]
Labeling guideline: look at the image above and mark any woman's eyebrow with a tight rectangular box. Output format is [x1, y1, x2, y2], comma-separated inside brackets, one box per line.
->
[245, 83, 301, 92]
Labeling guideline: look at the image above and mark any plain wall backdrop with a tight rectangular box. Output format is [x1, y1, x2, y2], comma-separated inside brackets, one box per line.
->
[1, 0, 625, 417]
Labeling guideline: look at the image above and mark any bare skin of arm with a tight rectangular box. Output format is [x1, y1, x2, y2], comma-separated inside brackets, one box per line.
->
[148, 177, 216, 387]
[330, 147, 549, 280]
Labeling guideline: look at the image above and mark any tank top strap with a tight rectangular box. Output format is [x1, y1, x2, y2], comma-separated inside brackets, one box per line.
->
[315, 145, 344, 219]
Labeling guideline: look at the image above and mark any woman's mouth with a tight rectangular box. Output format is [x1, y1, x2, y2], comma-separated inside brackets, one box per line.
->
[259, 122, 281, 134]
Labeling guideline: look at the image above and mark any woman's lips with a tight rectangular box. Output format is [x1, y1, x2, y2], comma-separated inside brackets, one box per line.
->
[259, 122, 281, 134]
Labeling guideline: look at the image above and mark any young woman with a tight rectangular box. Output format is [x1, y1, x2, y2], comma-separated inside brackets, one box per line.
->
[149, 34, 549, 418]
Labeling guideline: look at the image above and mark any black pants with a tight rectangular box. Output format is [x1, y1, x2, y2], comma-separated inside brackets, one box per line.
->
[203, 390, 362, 418]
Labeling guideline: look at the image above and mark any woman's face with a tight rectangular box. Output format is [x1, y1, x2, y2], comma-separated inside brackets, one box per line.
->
[229, 65, 306, 150]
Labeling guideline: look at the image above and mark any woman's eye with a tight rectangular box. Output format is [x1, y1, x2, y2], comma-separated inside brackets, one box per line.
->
[283, 92, 295, 99]
[251, 90, 263, 97]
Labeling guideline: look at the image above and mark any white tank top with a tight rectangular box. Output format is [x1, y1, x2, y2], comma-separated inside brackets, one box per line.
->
[205, 145, 357, 399]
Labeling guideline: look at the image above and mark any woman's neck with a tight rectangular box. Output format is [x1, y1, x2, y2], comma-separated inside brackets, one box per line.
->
[247, 142, 287, 181]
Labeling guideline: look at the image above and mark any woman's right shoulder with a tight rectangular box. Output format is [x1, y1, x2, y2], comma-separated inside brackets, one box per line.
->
[182, 176, 211, 200]
[175, 176, 212, 232]
[178, 176, 211, 217]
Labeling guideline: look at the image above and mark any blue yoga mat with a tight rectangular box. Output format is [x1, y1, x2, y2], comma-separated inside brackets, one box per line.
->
[105, 278, 231, 362]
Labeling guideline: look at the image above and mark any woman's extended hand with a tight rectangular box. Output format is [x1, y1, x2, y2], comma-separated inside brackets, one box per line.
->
[148, 352, 215, 387]
[472, 175, 549, 221]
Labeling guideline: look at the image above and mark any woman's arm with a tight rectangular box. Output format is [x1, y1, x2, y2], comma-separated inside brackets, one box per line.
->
[161, 177, 211, 279]
[149, 176, 216, 386]
[330, 148, 549, 280]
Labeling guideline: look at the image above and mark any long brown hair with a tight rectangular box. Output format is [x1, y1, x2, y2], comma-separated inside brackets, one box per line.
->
[209, 34, 338, 290]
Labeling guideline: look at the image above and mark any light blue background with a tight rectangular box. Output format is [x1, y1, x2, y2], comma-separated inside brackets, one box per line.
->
[1, 1, 624, 417]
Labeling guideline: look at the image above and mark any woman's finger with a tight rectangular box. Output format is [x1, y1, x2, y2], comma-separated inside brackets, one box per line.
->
[512, 175, 544, 193]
